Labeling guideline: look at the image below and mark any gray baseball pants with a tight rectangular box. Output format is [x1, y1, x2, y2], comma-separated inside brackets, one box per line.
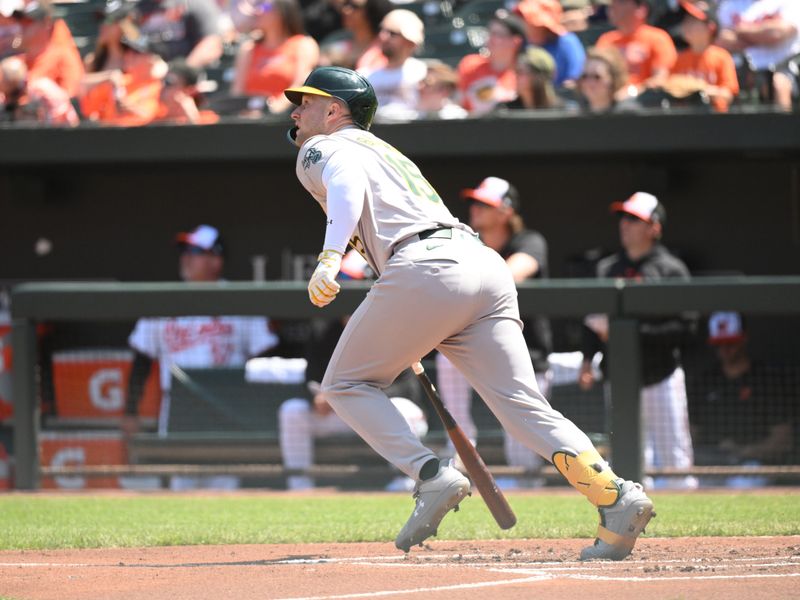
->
[321, 230, 596, 479]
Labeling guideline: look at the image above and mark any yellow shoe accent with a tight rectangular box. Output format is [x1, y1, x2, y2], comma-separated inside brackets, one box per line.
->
[552, 449, 620, 507]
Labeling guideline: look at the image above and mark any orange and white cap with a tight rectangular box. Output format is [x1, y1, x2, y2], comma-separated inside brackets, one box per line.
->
[461, 176, 520, 211]
[610, 191, 666, 224]
[708, 311, 746, 345]
[176, 224, 225, 255]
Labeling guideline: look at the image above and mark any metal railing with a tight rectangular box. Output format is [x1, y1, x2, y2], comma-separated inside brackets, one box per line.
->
[11, 276, 800, 489]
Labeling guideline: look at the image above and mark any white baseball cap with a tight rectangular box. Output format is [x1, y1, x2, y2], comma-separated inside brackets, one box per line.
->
[380, 9, 425, 46]
[708, 311, 745, 345]
[610, 191, 666, 224]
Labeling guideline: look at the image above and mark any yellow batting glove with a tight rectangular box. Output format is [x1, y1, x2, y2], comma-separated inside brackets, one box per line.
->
[308, 249, 342, 308]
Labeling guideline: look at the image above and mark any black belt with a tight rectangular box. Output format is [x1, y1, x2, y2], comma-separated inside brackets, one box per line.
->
[417, 227, 453, 241]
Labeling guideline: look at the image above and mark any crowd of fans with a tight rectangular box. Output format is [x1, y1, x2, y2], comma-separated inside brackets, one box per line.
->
[0, 0, 797, 126]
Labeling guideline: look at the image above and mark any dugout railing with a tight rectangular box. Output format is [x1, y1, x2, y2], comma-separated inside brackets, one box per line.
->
[10, 277, 800, 490]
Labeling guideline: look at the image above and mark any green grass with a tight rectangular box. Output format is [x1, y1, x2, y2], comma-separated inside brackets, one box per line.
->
[0, 492, 798, 550]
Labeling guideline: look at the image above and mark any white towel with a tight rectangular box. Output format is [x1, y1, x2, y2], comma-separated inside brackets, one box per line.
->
[245, 357, 308, 384]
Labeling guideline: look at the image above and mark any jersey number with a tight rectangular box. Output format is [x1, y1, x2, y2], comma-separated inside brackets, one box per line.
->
[384, 153, 442, 204]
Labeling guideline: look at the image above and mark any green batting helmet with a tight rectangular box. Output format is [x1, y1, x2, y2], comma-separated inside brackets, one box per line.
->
[285, 67, 378, 132]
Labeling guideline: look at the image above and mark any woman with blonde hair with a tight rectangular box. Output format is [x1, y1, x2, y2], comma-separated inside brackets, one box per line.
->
[230, 0, 319, 113]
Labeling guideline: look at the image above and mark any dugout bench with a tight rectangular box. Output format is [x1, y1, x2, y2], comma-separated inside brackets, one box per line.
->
[123, 365, 606, 489]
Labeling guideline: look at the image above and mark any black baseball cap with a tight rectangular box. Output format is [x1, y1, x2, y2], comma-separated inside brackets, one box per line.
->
[680, 1, 718, 25]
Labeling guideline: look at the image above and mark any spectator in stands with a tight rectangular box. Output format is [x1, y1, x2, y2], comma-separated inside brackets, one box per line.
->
[579, 192, 698, 490]
[84, 0, 139, 75]
[435, 177, 554, 489]
[0, 0, 23, 58]
[514, 0, 586, 87]
[561, 0, 595, 33]
[364, 8, 426, 122]
[12, 0, 84, 98]
[498, 45, 575, 110]
[414, 59, 467, 119]
[134, 0, 223, 69]
[230, 0, 319, 114]
[123, 225, 279, 490]
[458, 9, 528, 115]
[80, 35, 167, 126]
[689, 312, 796, 486]
[717, 0, 799, 111]
[596, 0, 677, 94]
[0, 53, 78, 124]
[670, 1, 739, 112]
[156, 57, 219, 123]
[318, 0, 391, 73]
[576, 45, 637, 112]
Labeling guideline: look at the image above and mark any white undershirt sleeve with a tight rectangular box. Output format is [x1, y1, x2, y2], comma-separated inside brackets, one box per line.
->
[320, 150, 367, 255]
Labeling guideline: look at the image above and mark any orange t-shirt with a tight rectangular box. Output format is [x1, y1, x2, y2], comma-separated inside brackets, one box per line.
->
[243, 34, 319, 100]
[597, 24, 677, 86]
[457, 54, 517, 115]
[80, 63, 163, 127]
[26, 19, 85, 98]
[672, 45, 739, 112]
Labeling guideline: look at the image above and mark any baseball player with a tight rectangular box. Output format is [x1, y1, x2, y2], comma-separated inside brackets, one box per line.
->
[436, 176, 553, 488]
[284, 66, 654, 560]
[579, 192, 697, 490]
[123, 225, 279, 489]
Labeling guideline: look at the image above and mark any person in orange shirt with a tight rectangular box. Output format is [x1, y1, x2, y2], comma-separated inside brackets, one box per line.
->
[156, 58, 219, 124]
[596, 0, 677, 92]
[230, 0, 319, 114]
[13, 0, 84, 98]
[671, 1, 739, 112]
[458, 9, 528, 115]
[80, 36, 166, 126]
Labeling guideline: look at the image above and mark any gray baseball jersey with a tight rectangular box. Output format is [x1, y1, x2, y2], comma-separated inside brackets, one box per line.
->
[295, 127, 470, 274]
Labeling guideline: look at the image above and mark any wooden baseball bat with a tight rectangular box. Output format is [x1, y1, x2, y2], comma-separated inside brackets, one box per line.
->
[412, 362, 517, 530]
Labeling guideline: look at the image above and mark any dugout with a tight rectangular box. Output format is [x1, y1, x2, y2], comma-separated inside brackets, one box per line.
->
[0, 112, 799, 283]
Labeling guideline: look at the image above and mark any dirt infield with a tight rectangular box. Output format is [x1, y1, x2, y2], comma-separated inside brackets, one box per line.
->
[1, 536, 798, 600]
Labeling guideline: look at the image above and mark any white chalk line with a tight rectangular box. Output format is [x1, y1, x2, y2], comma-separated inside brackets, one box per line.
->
[272, 574, 553, 600]
[273, 568, 800, 600]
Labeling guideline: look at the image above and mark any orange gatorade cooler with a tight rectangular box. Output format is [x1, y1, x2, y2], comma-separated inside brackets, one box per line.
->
[39, 432, 125, 489]
[51, 349, 160, 419]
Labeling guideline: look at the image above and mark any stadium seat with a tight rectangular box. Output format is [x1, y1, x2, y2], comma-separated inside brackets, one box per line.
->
[417, 23, 487, 68]
[450, 0, 507, 27]
[53, 0, 104, 57]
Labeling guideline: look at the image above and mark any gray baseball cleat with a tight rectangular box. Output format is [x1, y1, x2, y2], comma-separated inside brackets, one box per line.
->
[395, 460, 471, 553]
[580, 480, 655, 561]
